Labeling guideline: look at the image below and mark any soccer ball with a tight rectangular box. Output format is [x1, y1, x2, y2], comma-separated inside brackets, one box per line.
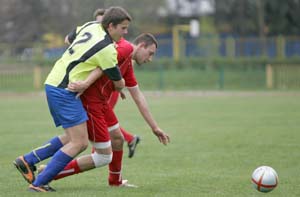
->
[251, 166, 278, 193]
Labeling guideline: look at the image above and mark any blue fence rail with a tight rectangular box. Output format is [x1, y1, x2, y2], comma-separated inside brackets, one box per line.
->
[1, 35, 300, 60]
[155, 34, 300, 59]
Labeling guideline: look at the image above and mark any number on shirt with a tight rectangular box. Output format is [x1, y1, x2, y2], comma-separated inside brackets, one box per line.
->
[68, 32, 92, 55]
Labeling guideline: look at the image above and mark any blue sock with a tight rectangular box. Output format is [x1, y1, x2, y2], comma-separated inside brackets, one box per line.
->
[32, 150, 73, 186]
[24, 136, 63, 166]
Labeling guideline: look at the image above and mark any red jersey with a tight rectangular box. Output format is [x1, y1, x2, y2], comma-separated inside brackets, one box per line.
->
[82, 38, 138, 103]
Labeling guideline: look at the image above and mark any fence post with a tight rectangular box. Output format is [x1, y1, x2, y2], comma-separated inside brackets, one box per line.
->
[276, 36, 285, 58]
[226, 37, 235, 57]
[172, 25, 190, 61]
[172, 26, 180, 62]
[219, 65, 224, 89]
[266, 64, 273, 89]
[158, 64, 164, 90]
[33, 66, 42, 90]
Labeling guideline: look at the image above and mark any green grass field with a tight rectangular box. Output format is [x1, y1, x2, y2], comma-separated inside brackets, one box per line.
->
[1, 91, 300, 196]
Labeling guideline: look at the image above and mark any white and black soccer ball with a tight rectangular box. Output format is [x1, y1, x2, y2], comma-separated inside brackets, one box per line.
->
[251, 166, 278, 193]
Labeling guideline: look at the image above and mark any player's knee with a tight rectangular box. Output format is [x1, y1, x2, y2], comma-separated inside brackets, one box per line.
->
[91, 153, 112, 168]
[72, 141, 88, 152]
[81, 142, 89, 151]
[79, 140, 89, 151]
[110, 130, 124, 142]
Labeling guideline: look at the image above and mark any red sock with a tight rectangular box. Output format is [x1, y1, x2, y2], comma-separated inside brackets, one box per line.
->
[54, 159, 81, 180]
[108, 150, 123, 185]
[121, 127, 134, 144]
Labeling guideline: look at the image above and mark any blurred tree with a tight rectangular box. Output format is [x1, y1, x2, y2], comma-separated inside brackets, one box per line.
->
[0, 0, 166, 46]
[265, 0, 300, 35]
[0, 0, 46, 43]
[214, 0, 300, 36]
[1, 0, 300, 49]
[214, 0, 257, 35]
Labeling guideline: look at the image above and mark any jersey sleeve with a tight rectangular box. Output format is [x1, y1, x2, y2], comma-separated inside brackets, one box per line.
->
[95, 44, 122, 81]
[96, 44, 118, 70]
[67, 28, 77, 44]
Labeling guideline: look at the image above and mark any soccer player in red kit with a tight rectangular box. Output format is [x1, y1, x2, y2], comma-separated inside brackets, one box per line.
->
[66, 8, 141, 158]
[44, 33, 170, 187]
[93, 8, 141, 159]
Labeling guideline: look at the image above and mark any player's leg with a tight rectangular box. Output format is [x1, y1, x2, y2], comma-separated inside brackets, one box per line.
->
[14, 134, 69, 184]
[108, 126, 124, 186]
[120, 127, 134, 143]
[30, 123, 88, 188]
[108, 91, 140, 158]
[120, 127, 141, 158]
[43, 102, 113, 180]
[29, 86, 89, 191]
[109, 127, 137, 188]
[39, 145, 112, 180]
[104, 106, 126, 186]
[13, 85, 75, 184]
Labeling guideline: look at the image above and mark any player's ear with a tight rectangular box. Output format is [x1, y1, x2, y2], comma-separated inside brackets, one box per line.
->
[136, 42, 144, 50]
[139, 42, 146, 49]
[108, 23, 114, 30]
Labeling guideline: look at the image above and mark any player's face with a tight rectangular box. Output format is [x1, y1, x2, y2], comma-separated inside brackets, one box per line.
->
[108, 20, 130, 42]
[135, 43, 156, 65]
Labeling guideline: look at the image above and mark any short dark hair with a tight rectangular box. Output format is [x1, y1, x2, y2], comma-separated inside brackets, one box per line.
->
[133, 33, 158, 48]
[93, 8, 106, 19]
[101, 7, 132, 29]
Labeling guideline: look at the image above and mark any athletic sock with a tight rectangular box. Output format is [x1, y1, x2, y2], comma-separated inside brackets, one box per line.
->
[120, 128, 134, 144]
[32, 150, 73, 186]
[24, 136, 63, 166]
[54, 159, 81, 180]
[108, 150, 123, 185]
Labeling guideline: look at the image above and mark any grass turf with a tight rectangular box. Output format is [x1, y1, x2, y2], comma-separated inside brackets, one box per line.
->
[0, 91, 300, 196]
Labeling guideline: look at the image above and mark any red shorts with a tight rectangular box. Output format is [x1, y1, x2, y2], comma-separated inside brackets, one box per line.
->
[108, 91, 119, 109]
[84, 101, 119, 149]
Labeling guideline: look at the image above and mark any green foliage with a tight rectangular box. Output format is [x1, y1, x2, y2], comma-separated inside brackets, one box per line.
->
[200, 16, 217, 34]
[1, 92, 300, 196]
[215, 0, 300, 35]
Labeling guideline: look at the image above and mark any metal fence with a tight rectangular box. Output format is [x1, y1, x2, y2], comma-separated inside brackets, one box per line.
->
[0, 63, 299, 91]
[1, 34, 300, 91]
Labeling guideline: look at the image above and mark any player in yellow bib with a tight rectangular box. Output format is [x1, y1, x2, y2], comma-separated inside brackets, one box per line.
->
[46, 21, 120, 88]
[13, 7, 132, 192]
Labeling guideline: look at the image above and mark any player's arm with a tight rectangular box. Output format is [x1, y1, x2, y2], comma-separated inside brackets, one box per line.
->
[67, 67, 103, 97]
[128, 86, 170, 145]
[65, 28, 77, 45]
[68, 41, 125, 94]
[103, 66, 125, 92]
[67, 65, 125, 95]
[101, 46, 125, 92]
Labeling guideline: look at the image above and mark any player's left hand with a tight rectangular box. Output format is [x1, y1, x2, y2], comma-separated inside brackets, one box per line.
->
[67, 81, 88, 98]
[152, 127, 170, 145]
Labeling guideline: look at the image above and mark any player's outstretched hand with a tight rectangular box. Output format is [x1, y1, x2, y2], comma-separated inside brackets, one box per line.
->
[67, 81, 88, 98]
[120, 91, 126, 100]
[152, 127, 170, 145]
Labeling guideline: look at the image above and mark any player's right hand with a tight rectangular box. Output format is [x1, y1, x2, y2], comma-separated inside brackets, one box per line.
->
[67, 81, 88, 98]
[152, 128, 170, 145]
[120, 91, 126, 100]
